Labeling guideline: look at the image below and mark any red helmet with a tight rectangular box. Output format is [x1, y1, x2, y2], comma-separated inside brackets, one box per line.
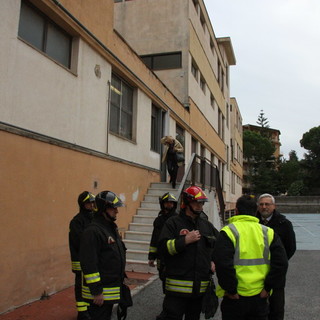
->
[182, 186, 208, 206]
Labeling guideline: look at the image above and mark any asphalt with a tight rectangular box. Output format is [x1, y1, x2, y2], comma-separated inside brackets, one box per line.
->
[1, 213, 319, 320]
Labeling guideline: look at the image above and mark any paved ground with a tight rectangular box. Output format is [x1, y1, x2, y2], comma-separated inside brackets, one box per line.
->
[285, 213, 320, 250]
[1, 213, 319, 319]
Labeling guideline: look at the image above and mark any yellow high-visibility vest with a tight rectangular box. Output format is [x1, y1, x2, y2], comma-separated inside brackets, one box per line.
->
[221, 215, 274, 297]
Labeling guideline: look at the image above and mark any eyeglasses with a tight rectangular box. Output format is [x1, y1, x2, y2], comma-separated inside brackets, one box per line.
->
[258, 203, 274, 206]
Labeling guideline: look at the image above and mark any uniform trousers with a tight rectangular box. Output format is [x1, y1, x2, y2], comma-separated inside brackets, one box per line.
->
[221, 294, 268, 320]
[74, 272, 90, 318]
[268, 288, 285, 320]
[162, 294, 203, 320]
[88, 302, 113, 320]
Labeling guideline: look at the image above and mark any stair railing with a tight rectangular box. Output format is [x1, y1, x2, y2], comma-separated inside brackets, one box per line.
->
[176, 153, 226, 224]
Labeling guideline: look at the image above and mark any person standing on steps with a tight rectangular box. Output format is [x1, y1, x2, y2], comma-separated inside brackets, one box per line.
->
[257, 193, 296, 320]
[161, 135, 184, 189]
[69, 191, 96, 320]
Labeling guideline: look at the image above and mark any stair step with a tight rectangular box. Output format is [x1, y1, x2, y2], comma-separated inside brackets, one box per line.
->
[136, 208, 159, 217]
[147, 188, 180, 196]
[140, 201, 161, 209]
[129, 223, 153, 232]
[133, 215, 156, 224]
[124, 240, 149, 251]
[126, 249, 149, 261]
[124, 231, 151, 241]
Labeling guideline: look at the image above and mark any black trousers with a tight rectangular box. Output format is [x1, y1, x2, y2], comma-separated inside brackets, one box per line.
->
[88, 302, 113, 320]
[268, 288, 285, 320]
[161, 294, 203, 320]
[221, 295, 268, 320]
[167, 159, 178, 185]
[74, 272, 89, 314]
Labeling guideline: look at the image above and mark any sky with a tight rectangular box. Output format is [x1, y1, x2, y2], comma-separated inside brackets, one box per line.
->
[204, 0, 320, 160]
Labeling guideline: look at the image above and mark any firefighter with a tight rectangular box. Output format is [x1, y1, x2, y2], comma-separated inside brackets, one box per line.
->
[79, 190, 129, 320]
[158, 186, 219, 320]
[148, 192, 178, 281]
[69, 191, 96, 320]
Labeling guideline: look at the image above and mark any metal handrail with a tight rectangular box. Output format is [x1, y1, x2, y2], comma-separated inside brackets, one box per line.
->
[176, 153, 226, 223]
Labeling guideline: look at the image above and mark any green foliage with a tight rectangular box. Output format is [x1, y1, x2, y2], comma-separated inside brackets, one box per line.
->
[287, 180, 306, 196]
[300, 126, 320, 194]
[243, 130, 275, 162]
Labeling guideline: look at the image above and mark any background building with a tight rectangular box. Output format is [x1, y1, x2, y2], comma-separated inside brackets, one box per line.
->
[0, 0, 242, 313]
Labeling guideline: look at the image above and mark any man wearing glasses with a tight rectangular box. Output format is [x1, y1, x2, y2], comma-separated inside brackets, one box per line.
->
[257, 193, 296, 320]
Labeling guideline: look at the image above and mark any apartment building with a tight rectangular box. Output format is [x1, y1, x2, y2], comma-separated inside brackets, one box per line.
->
[0, 0, 241, 313]
[114, 0, 239, 207]
[229, 98, 243, 207]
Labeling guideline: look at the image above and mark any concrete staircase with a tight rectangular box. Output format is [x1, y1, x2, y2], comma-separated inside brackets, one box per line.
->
[124, 182, 179, 273]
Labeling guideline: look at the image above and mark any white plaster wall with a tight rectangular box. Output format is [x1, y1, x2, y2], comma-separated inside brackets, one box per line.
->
[107, 90, 160, 169]
[0, 1, 110, 152]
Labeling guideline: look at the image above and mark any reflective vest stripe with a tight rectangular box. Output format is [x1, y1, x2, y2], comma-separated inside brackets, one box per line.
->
[149, 246, 157, 253]
[228, 224, 270, 266]
[165, 278, 209, 294]
[82, 285, 121, 301]
[167, 239, 177, 255]
[72, 261, 81, 271]
[76, 301, 89, 312]
[84, 272, 101, 284]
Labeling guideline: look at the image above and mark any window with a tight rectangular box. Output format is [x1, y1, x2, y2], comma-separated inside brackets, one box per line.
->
[210, 94, 215, 109]
[141, 52, 181, 70]
[210, 38, 215, 56]
[218, 61, 224, 92]
[200, 76, 206, 93]
[151, 104, 162, 153]
[110, 74, 134, 140]
[18, 1, 72, 68]
[200, 12, 206, 32]
[191, 61, 198, 81]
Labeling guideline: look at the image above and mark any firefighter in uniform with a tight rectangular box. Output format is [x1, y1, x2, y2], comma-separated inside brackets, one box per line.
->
[79, 191, 128, 320]
[158, 186, 219, 320]
[213, 195, 288, 320]
[69, 191, 95, 320]
[148, 192, 178, 282]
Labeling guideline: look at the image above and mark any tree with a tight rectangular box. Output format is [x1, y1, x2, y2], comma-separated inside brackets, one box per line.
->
[243, 130, 276, 194]
[256, 109, 271, 138]
[300, 126, 320, 194]
[256, 110, 270, 128]
[277, 150, 305, 195]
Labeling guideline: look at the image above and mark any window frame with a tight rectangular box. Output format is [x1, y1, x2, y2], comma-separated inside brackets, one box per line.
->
[18, 0, 73, 69]
[141, 52, 182, 71]
[150, 104, 162, 153]
[110, 73, 135, 141]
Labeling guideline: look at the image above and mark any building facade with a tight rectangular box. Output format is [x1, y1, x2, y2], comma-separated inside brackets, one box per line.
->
[114, 0, 240, 207]
[0, 0, 242, 313]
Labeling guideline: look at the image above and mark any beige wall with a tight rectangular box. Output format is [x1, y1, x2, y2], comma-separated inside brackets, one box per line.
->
[0, 130, 159, 312]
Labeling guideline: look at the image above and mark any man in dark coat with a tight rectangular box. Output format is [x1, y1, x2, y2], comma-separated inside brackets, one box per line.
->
[69, 191, 95, 320]
[257, 193, 296, 320]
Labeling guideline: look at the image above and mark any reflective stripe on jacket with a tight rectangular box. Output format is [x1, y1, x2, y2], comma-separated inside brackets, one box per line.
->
[165, 278, 209, 294]
[222, 215, 274, 296]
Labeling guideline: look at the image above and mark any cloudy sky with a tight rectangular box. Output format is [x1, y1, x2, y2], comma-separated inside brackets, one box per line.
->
[204, 0, 320, 159]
